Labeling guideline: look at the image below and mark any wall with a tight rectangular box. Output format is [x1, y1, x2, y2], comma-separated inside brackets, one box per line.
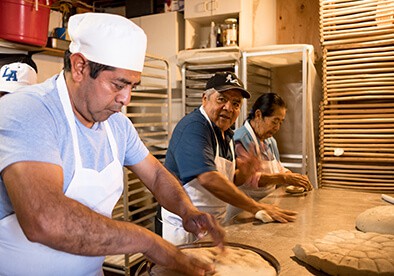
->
[253, 0, 277, 46]
[276, 0, 321, 62]
[33, 54, 63, 83]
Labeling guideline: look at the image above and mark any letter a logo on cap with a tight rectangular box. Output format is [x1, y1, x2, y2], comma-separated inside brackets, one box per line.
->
[226, 73, 240, 86]
[2, 67, 18, 82]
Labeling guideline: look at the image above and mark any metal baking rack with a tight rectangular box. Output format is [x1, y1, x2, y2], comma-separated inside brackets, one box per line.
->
[182, 62, 240, 115]
[103, 53, 171, 276]
[241, 45, 319, 187]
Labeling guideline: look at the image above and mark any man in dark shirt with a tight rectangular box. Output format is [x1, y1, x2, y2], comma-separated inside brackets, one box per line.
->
[161, 72, 298, 245]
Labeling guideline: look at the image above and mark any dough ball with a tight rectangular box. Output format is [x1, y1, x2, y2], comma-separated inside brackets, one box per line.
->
[356, 206, 394, 235]
[285, 185, 305, 194]
[255, 210, 274, 223]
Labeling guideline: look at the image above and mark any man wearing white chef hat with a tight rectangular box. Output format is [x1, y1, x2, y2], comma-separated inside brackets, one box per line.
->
[0, 62, 37, 97]
[0, 12, 224, 276]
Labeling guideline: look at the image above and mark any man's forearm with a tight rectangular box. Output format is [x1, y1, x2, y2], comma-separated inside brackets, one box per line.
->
[151, 167, 198, 218]
[127, 154, 199, 220]
[258, 173, 287, 187]
[198, 171, 261, 214]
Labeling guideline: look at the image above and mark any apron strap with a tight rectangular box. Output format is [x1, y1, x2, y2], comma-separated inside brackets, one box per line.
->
[56, 72, 82, 168]
[199, 106, 235, 173]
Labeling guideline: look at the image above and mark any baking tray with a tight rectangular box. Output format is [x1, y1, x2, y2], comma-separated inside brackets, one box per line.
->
[135, 242, 280, 275]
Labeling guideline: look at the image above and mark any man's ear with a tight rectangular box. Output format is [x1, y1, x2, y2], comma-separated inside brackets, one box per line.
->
[70, 53, 88, 82]
[255, 109, 262, 119]
[202, 92, 208, 105]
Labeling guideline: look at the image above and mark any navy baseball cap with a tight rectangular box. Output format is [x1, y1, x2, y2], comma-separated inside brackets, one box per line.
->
[206, 72, 250, 99]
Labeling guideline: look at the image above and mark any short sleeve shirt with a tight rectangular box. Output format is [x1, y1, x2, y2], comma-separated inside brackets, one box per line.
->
[164, 107, 234, 185]
[0, 74, 149, 219]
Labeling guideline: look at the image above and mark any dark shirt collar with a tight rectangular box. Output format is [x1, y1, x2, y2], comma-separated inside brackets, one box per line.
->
[212, 122, 234, 141]
[211, 122, 234, 161]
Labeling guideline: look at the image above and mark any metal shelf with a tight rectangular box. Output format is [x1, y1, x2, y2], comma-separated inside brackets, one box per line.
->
[181, 55, 240, 117]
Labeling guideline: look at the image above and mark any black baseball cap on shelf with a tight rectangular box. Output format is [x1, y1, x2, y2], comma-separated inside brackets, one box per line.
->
[205, 72, 250, 99]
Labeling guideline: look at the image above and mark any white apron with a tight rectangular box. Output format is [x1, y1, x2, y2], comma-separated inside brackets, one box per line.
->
[162, 106, 235, 245]
[225, 120, 282, 221]
[0, 72, 124, 276]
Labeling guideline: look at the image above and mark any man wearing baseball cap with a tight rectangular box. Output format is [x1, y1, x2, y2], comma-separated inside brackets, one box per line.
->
[161, 72, 297, 244]
[0, 13, 224, 275]
[0, 62, 37, 97]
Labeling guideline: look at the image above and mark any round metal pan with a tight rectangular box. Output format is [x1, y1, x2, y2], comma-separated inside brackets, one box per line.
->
[135, 241, 280, 275]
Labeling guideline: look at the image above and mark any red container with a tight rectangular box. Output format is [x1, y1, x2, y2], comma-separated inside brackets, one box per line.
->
[0, 0, 52, 47]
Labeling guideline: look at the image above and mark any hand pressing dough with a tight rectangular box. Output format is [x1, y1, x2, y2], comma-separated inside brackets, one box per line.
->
[150, 246, 277, 276]
[293, 230, 394, 276]
[356, 205, 394, 235]
[255, 210, 274, 223]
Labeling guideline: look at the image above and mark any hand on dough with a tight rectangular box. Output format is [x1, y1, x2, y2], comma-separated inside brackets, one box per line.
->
[255, 210, 274, 223]
[283, 173, 313, 191]
[255, 204, 297, 223]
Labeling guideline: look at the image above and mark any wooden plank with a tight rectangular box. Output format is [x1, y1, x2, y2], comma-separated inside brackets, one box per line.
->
[326, 66, 394, 75]
[321, 162, 394, 170]
[323, 143, 394, 148]
[321, 181, 394, 192]
[326, 46, 394, 59]
[323, 133, 394, 138]
[326, 55, 394, 65]
[323, 108, 394, 114]
[321, 0, 394, 11]
[323, 123, 394, 129]
[323, 168, 394, 174]
[324, 38, 394, 50]
[323, 128, 394, 134]
[322, 156, 394, 162]
[325, 60, 394, 70]
[322, 174, 394, 183]
[323, 113, 394, 119]
[326, 81, 394, 88]
[323, 27, 394, 41]
[323, 138, 394, 143]
[323, 102, 394, 109]
[323, 17, 394, 31]
[325, 89, 394, 96]
[323, 150, 394, 157]
[326, 95, 394, 101]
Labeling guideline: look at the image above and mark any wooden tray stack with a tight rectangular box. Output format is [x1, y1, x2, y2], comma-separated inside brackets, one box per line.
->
[319, 0, 394, 192]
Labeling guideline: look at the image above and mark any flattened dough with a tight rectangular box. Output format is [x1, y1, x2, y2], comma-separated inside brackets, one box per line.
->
[356, 206, 394, 235]
[151, 246, 277, 276]
[285, 185, 305, 194]
[293, 230, 394, 276]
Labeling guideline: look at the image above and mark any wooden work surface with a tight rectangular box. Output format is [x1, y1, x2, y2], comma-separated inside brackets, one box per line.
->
[216, 188, 392, 275]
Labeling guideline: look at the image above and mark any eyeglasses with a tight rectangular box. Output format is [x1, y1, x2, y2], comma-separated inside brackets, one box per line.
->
[215, 94, 242, 110]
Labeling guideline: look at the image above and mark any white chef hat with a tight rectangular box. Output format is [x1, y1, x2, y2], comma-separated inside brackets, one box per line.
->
[68, 13, 147, 72]
[0, 62, 37, 93]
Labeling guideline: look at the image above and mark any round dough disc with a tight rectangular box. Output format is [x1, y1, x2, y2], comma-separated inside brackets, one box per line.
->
[150, 246, 277, 276]
[356, 205, 394, 235]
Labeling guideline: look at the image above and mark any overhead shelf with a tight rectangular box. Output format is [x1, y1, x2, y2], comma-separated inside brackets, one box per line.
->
[0, 38, 65, 57]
